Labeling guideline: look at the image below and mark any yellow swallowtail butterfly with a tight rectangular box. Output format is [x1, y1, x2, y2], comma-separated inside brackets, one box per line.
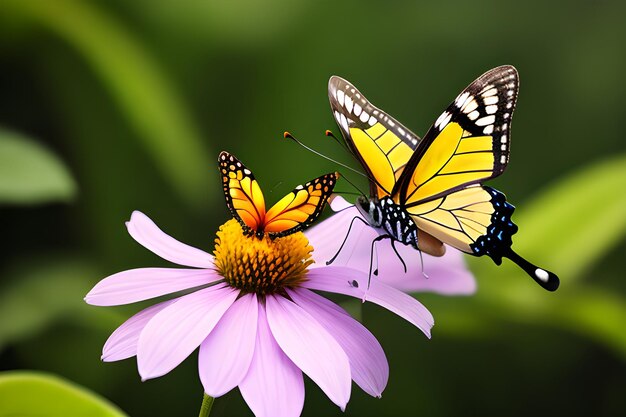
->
[328, 66, 559, 291]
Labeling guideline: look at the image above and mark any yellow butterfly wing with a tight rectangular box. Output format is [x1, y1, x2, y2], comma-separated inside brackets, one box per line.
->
[219, 151, 266, 234]
[407, 184, 509, 253]
[396, 66, 518, 207]
[329, 76, 420, 199]
[264, 172, 339, 237]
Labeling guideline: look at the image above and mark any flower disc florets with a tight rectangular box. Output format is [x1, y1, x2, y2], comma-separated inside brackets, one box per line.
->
[213, 219, 314, 295]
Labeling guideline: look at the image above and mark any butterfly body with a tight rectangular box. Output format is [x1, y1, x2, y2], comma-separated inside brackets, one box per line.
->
[356, 196, 419, 250]
[219, 151, 338, 239]
[328, 66, 560, 291]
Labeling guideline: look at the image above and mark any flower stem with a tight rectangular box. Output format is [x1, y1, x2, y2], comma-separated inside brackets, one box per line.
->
[198, 393, 214, 417]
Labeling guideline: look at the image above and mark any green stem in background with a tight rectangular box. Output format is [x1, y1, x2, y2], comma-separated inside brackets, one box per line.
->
[198, 393, 215, 417]
[1, 0, 211, 210]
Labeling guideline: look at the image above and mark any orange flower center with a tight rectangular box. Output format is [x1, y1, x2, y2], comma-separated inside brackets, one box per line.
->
[213, 219, 313, 295]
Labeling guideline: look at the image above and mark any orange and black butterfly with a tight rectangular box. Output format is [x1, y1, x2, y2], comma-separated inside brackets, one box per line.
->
[328, 66, 559, 291]
[219, 151, 339, 239]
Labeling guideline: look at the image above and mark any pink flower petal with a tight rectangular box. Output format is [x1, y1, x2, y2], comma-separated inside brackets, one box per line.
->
[329, 194, 354, 211]
[137, 284, 238, 380]
[265, 295, 351, 410]
[378, 245, 476, 295]
[288, 288, 388, 398]
[303, 267, 434, 338]
[240, 304, 304, 417]
[102, 298, 178, 362]
[199, 293, 259, 397]
[126, 211, 214, 268]
[306, 203, 476, 295]
[85, 268, 222, 306]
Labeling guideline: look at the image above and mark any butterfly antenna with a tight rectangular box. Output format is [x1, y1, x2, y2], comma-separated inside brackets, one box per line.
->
[284, 131, 369, 180]
[338, 173, 368, 198]
[325, 129, 349, 150]
[268, 181, 283, 194]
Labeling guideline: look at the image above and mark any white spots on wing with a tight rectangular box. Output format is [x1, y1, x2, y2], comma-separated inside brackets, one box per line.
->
[368, 116, 377, 126]
[244, 168, 251, 175]
[372, 109, 379, 116]
[484, 95, 499, 105]
[501, 144, 506, 151]
[353, 102, 362, 116]
[506, 102, 513, 109]
[398, 127, 406, 136]
[388, 120, 395, 127]
[455, 91, 470, 108]
[468, 110, 480, 120]
[337, 90, 345, 106]
[435, 111, 452, 129]
[502, 123, 508, 130]
[500, 155, 507, 164]
[462, 98, 478, 114]
[483, 125, 494, 135]
[503, 113, 510, 119]
[340, 113, 349, 132]
[356, 93, 361, 99]
[535, 268, 549, 282]
[507, 90, 514, 97]
[501, 135, 507, 143]
[476, 115, 495, 126]
[481, 87, 497, 97]
[359, 111, 370, 123]
[295, 185, 304, 190]
[485, 105, 498, 115]
[345, 95, 354, 113]
[411, 138, 418, 145]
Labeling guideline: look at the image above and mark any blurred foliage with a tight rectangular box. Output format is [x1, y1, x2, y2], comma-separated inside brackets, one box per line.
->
[0, 371, 127, 416]
[0, 129, 76, 204]
[0, 0, 624, 416]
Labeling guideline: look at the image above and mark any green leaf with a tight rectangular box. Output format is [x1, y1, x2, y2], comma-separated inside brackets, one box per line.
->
[0, 129, 76, 204]
[503, 153, 626, 282]
[457, 155, 626, 358]
[1, 0, 211, 209]
[0, 371, 127, 417]
[0, 257, 124, 350]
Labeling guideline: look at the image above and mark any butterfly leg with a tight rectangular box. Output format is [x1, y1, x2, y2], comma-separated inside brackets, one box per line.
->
[368, 234, 392, 290]
[326, 215, 370, 266]
[388, 239, 408, 274]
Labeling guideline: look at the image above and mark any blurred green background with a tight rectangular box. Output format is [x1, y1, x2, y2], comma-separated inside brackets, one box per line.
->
[1, 0, 625, 415]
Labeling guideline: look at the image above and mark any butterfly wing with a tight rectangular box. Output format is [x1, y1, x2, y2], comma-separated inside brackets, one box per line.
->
[264, 172, 339, 238]
[219, 151, 266, 235]
[406, 184, 515, 256]
[407, 184, 559, 291]
[396, 65, 519, 206]
[329, 76, 421, 199]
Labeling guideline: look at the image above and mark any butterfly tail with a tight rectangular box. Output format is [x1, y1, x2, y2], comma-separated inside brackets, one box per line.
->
[503, 248, 560, 291]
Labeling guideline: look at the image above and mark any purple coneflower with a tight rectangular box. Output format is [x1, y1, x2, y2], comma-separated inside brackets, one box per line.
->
[85, 210, 435, 416]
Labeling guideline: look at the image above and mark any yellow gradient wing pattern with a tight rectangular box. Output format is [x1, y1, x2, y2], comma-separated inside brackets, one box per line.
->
[397, 66, 519, 206]
[264, 172, 339, 237]
[406, 185, 507, 253]
[219, 151, 266, 234]
[329, 76, 420, 199]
